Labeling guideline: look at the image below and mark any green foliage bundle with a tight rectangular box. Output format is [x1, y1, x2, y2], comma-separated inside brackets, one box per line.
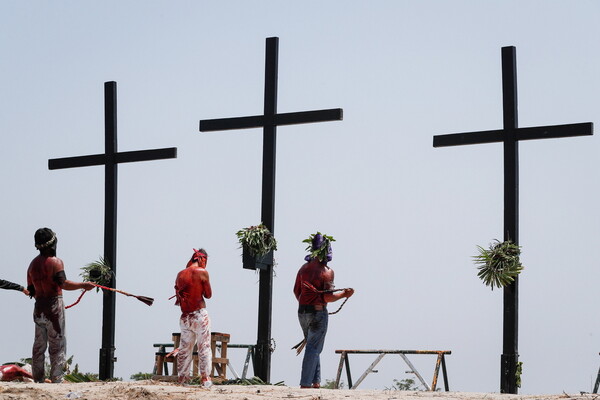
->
[130, 372, 153, 381]
[63, 368, 99, 383]
[515, 361, 523, 388]
[473, 240, 524, 290]
[303, 232, 335, 263]
[80, 256, 113, 291]
[390, 378, 419, 391]
[322, 379, 345, 389]
[236, 224, 277, 258]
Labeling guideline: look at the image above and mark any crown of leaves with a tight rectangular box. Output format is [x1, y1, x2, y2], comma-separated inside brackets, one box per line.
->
[303, 232, 335, 263]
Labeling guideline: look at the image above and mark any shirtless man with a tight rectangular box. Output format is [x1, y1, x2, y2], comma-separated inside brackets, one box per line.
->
[294, 233, 353, 389]
[174, 248, 213, 386]
[26, 228, 94, 383]
[0, 279, 29, 296]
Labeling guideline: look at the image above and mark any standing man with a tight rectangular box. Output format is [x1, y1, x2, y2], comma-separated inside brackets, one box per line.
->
[26, 227, 94, 383]
[174, 248, 213, 386]
[1, 279, 29, 296]
[293, 232, 354, 389]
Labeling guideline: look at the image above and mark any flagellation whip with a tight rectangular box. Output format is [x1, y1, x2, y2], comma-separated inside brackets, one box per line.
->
[66, 257, 154, 309]
[66, 283, 154, 309]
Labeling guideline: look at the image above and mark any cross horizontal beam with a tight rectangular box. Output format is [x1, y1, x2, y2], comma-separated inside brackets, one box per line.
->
[433, 122, 593, 148]
[200, 108, 343, 132]
[48, 147, 177, 170]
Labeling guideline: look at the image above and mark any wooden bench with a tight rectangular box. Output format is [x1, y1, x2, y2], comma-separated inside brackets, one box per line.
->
[334, 349, 451, 391]
[152, 332, 230, 382]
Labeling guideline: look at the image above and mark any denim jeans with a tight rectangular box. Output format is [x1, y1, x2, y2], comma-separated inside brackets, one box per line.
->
[298, 309, 329, 387]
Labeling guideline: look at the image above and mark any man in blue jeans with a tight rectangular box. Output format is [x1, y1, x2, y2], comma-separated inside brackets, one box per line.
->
[293, 233, 354, 388]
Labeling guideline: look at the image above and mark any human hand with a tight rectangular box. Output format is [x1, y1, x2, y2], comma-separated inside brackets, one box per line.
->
[343, 288, 354, 298]
[22, 288, 30, 296]
[83, 282, 96, 291]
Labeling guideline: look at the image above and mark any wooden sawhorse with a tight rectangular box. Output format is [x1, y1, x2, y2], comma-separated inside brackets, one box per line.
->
[153, 332, 230, 382]
[334, 349, 451, 391]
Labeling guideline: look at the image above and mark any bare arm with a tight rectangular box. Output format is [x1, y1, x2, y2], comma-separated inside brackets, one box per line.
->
[324, 288, 354, 303]
[62, 280, 95, 291]
[53, 260, 94, 291]
[201, 270, 212, 299]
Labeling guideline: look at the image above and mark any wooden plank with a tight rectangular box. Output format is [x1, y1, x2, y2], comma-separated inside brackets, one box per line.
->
[335, 349, 451, 355]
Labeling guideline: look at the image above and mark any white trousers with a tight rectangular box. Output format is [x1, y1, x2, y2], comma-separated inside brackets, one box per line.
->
[177, 308, 211, 382]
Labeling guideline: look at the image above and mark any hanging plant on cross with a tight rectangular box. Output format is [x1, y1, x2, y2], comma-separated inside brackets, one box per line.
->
[80, 256, 113, 292]
[236, 223, 278, 258]
[473, 239, 524, 290]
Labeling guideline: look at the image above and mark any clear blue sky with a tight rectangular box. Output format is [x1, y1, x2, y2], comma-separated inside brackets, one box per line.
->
[1, 0, 599, 394]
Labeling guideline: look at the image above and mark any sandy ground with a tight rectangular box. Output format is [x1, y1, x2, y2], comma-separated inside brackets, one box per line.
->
[1, 381, 599, 400]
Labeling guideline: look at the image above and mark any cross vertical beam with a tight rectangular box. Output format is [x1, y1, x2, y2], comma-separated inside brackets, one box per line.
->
[433, 46, 593, 393]
[48, 81, 177, 380]
[199, 37, 343, 383]
[256, 37, 278, 382]
[102, 81, 118, 381]
[501, 46, 519, 394]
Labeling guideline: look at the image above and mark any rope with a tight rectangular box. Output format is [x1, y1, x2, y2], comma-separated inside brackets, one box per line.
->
[65, 290, 87, 309]
[292, 282, 353, 355]
[328, 296, 349, 315]
[65, 283, 145, 309]
[65, 283, 108, 309]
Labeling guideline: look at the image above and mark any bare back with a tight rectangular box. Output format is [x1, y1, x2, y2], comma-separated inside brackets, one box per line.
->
[27, 255, 64, 299]
[175, 263, 212, 315]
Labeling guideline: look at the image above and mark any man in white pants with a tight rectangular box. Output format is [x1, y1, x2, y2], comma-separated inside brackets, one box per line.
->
[174, 248, 213, 386]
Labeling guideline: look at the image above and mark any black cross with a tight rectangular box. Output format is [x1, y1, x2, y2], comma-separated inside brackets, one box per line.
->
[48, 81, 177, 380]
[200, 37, 343, 383]
[433, 46, 593, 394]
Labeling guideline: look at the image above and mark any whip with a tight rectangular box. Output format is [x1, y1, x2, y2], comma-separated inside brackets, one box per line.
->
[66, 283, 154, 309]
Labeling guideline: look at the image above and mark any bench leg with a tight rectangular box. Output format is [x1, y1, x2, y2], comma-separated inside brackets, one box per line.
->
[352, 353, 385, 389]
[399, 354, 430, 391]
[155, 355, 165, 376]
[242, 348, 252, 380]
[441, 354, 450, 391]
[431, 353, 443, 391]
[335, 352, 345, 389]
[595, 365, 600, 394]
[344, 353, 353, 389]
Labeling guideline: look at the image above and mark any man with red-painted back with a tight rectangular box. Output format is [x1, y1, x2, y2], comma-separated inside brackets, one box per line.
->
[26, 228, 94, 383]
[174, 248, 213, 387]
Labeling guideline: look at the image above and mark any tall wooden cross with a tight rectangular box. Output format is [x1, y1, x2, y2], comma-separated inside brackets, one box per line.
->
[48, 81, 177, 380]
[433, 46, 593, 393]
[200, 37, 343, 383]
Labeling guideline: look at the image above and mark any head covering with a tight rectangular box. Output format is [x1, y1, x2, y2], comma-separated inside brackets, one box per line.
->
[304, 233, 333, 263]
[34, 228, 57, 250]
[191, 248, 207, 263]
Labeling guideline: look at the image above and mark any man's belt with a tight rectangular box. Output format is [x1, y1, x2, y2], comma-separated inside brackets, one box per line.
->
[298, 304, 326, 313]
